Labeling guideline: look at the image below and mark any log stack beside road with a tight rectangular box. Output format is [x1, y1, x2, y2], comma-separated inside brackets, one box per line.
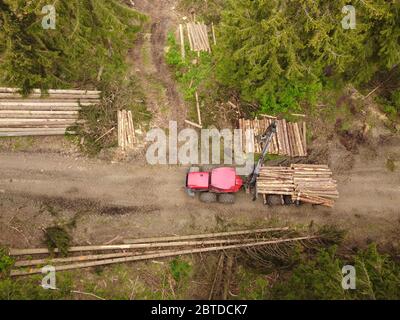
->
[239, 116, 307, 157]
[0, 87, 100, 137]
[186, 22, 211, 53]
[118, 109, 137, 151]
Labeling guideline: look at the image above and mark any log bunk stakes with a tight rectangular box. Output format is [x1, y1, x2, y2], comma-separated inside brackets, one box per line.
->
[0, 87, 100, 137]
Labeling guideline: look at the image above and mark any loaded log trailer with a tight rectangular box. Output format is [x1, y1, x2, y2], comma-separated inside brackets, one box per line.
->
[185, 121, 338, 207]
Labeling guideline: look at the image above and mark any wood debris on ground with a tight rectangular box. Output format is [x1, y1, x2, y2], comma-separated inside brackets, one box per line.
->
[257, 164, 338, 207]
[8, 227, 322, 276]
[208, 253, 235, 300]
[0, 87, 100, 137]
[239, 116, 307, 157]
[117, 109, 136, 151]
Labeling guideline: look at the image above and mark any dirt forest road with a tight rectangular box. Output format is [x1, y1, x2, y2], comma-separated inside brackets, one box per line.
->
[0, 149, 399, 248]
[130, 0, 187, 128]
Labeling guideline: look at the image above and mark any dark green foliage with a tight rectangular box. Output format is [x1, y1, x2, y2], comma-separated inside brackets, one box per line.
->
[43, 226, 71, 257]
[271, 245, 400, 300]
[0, 0, 146, 92]
[317, 224, 347, 245]
[354, 244, 400, 299]
[381, 89, 400, 120]
[236, 266, 269, 300]
[169, 258, 192, 282]
[166, 32, 213, 100]
[0, 248, 14, 277]
[272, 246, 350, 299]
[0, 273, 73, 300]
[215, 0, 400, 114]
[166, 32, 217, 124]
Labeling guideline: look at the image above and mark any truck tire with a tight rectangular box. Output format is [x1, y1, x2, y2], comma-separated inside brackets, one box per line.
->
[200, 192, 217, 203]
[218, 193, 236, 204]
[266, 195, 283, 206]
[283, 195, 293, 205]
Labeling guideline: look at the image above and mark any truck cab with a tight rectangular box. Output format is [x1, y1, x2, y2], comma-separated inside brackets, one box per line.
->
[186, 167, 243, 196]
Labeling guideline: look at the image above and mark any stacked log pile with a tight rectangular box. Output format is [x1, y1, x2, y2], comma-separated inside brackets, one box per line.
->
[292, 164, 338, 208]
[186, 22, 211, 53]
[256, 164, 339, 207]
[239, 117, 307, 157]
[0, 87, 100, 137]
[256, 167, 294, 196]
[117, 109, 136, 151]
[7, 227, 322, 277]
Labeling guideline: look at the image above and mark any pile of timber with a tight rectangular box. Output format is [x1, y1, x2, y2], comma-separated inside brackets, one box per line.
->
[292, 164, 339, 208]
[117, 110, 136, 151]
[256, 167, 294, 196]
[239, 116, 307, 157]
[186, 22, 211, 53]
[0, 87, 100, 137]
[8, 227, 320, 277]
[256, 164, 339, 207]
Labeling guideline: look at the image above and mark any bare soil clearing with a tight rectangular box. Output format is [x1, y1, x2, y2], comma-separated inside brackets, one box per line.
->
[130, 0, 187, 128]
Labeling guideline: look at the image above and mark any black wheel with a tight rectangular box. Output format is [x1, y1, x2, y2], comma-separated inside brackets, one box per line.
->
[283, 195, 293, 206]
[200, 192, 217, 203]
[267, 195, 283, 206]
[218, 193, 236, 204]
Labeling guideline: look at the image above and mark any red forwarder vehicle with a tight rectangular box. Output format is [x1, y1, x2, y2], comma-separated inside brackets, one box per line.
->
[186, 122, 277, 204]
[186, 167, 243, 204]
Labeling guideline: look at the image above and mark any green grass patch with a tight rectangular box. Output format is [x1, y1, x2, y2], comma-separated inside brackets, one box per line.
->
[0, 248, 14, 278]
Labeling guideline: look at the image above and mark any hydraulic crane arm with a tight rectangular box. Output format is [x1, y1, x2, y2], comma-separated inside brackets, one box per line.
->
[245, 121, 277, 190]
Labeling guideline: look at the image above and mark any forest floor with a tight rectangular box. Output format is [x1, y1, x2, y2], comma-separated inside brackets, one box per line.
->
[129, 0, 187, 128]
[0, 136, 399, 250]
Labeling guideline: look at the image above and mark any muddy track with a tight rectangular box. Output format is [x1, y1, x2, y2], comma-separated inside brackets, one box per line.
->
[0, 148, 399, 248]
[131, 0, 186, 127]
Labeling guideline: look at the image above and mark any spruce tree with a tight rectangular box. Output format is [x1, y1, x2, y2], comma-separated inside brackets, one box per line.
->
[0, 0, 146, 92]
[215, 0, 400, 112]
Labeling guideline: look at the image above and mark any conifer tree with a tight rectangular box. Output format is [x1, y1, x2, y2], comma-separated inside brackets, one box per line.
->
[0, 0, 146, 92]
[215, 0, 400, 112]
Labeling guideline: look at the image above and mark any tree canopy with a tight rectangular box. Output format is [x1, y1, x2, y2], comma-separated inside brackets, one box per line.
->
[0, 0, 146, 93]
[215, 0, 400, 113]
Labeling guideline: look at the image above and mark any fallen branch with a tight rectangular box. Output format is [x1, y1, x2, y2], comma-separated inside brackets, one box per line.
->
[123, 227, 289, 244]
[9, 237, 273, 256]
[10, 236, 318, 276]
